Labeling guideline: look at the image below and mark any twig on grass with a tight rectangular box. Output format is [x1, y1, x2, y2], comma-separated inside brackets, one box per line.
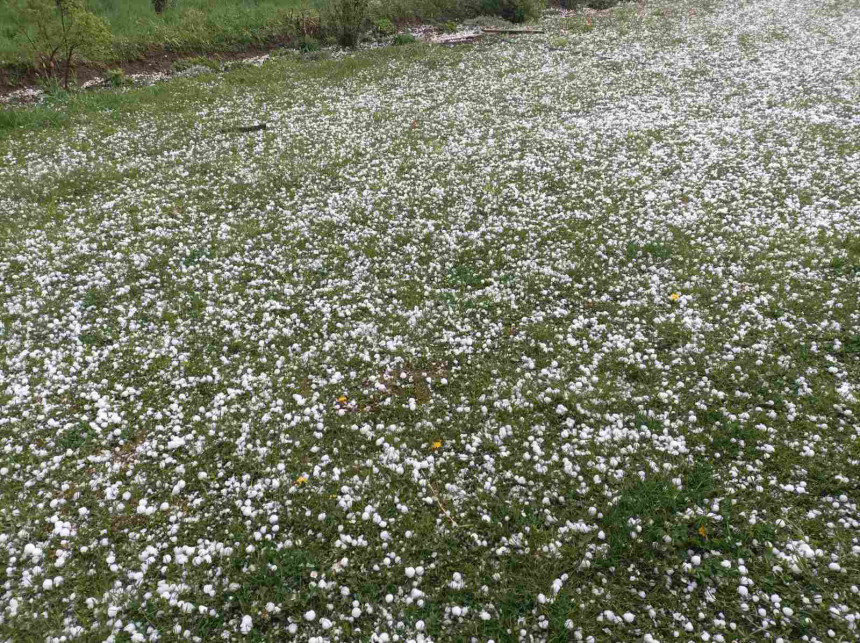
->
[427, 479, 459, 527]
[219, 123, 267, 134]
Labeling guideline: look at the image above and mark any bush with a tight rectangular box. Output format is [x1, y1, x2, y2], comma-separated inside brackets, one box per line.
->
[373, 17, 395, 37]
[479, 0, 544, 23]
[325, 0, 369, 48]
[393, 32, 415, 45]
[104, 67, 126, 86]
[13, 0, 111, 88]
[299, 35, 319, 51]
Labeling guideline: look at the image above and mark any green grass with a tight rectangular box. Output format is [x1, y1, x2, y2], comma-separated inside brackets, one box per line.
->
[0, 0, 327, 65]
[1, 0, 859, 641]
[0, 0, 539, 68]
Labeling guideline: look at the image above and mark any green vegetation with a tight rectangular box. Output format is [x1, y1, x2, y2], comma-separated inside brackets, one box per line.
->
[393, 32, 416, 45]
[8, 0, 111, 87]
[3, 0, 857, 641]
[1, 0, 546, 74]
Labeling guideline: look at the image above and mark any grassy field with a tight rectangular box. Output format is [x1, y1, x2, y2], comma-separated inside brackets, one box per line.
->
[1, 0, 860, 641]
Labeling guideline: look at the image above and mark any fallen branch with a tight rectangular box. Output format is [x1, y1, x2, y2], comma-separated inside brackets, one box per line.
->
[427, 480, 458, 527]
[220, 123, 267, 134]
[437, 36, 483, 46]
[480, 28, 545, 34]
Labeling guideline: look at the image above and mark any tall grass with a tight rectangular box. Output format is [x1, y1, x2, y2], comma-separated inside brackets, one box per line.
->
[1, 0, 325, 64]
[1, 0, 544, 67]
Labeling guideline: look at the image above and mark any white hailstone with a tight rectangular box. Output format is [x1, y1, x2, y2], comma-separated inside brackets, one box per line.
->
[321, 618, 332, 630]
[782, 607, 793, 617]
[452, 606, 462, 617]
[352, 607, 362, 618]
[293, 394, 306, 406]
[738, 586, 748, 597]
[623, 612, 635, 623]
[288, 624, 298, 635]
[385, 594, 393, 603]
[405, 566, 416, 578]
[304, 610, 316, 621]
[415, 620, 425, 631]
[42, 578, 53, 590]
[691, 555, 702, 566]
[240, 615, 253, 634]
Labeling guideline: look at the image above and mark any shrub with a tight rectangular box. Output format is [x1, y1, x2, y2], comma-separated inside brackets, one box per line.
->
[13, 0, 112, 89]
[373, 17, 396, 37]
[325, 0, 369, 48]
[479, 0, 544, 23]
[104, 67, 126, 86]
[393, 32, 415, 45]
[300, 35, 319, 52]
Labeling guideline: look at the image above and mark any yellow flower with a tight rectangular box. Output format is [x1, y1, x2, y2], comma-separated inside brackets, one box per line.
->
[698, 525, 707, 538]
[432, 441, 442, 450]
[669, 292, 681, 301]
[295, 476, 307, 485]
[337, 396, 347, 403]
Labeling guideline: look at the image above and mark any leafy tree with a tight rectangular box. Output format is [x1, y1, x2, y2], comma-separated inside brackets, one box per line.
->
[13, 0, 112, 89]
